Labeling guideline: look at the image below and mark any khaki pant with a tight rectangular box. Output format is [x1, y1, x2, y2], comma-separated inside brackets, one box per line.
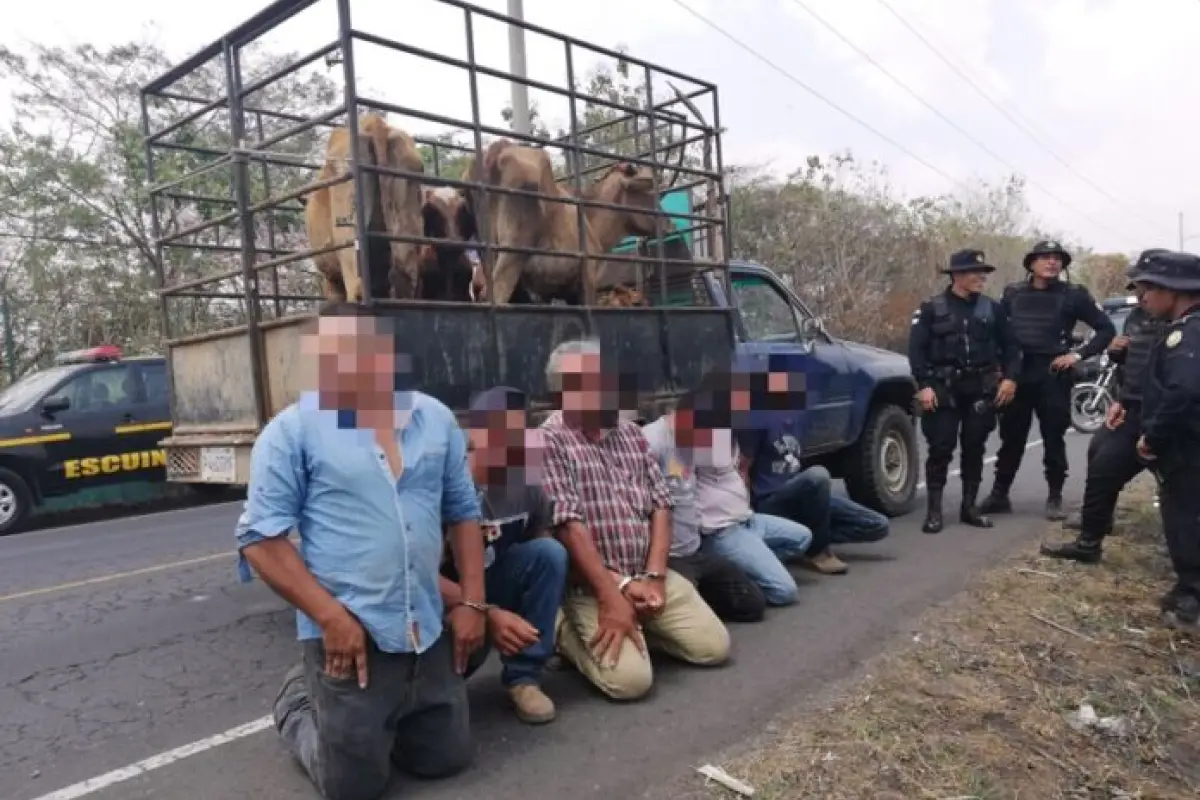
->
[556, 569, 731, 700]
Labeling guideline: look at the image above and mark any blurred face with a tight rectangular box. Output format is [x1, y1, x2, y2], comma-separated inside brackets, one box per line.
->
[557, 351, 605, 416]
[672, 408, 714, 450]
[1030, 254, 1063, 281]
[952, 269, 990, 294]
[305, 315, 400, 410]
[468, 409, 542, 487]
[1136, 283, 1176, 318]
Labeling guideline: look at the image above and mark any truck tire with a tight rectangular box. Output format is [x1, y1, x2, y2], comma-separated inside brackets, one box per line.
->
[844, 403, 918, 517]
[0, 467, 34, 535]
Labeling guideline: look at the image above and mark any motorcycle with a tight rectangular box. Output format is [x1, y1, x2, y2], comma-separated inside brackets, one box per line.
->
[1070, 353, 1116, 434]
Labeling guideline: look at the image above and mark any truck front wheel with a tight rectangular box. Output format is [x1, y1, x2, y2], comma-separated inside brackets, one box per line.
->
[844, 403, 918, 517]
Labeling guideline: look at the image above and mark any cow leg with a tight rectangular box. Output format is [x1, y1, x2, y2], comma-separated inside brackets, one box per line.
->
[339, 247, 364, 303]
[320, 271, 346, 302]
[489, 254, 525, 305]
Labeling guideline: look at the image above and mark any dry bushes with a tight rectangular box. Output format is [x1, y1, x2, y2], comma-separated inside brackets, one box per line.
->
[703, 478, 1199, 799]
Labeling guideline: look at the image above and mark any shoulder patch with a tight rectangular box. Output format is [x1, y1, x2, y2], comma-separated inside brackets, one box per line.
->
[1166, 330, 1183, 348]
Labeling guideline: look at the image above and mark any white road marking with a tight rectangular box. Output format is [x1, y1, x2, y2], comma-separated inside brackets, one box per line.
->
[24, 435, 1072, 800]
[27, 717, 274, 800]
[915, 438, 1044, 491]
[0, 552, 234, 604]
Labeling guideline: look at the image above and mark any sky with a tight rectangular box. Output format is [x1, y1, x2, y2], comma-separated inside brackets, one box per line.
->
[3, 0, 1199, 256]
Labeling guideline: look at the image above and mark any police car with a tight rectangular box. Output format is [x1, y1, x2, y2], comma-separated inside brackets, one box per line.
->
[0, 346, 169, 534]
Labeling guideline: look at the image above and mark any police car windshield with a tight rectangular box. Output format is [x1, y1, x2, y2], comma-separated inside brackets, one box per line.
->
[0, 365, 76, 413]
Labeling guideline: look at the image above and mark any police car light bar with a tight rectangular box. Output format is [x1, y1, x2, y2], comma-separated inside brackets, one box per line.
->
[54, 345, 124, 365]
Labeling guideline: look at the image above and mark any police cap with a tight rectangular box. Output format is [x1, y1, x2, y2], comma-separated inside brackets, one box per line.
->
[1023, 239, 1073, 270]
[1124, 248, 1170, 291]
[1129, 249, 1200, 293]
[943, 248, 995, 274]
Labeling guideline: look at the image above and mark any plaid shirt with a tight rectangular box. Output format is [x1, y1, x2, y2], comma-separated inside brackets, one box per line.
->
[539, 411, 673, 576]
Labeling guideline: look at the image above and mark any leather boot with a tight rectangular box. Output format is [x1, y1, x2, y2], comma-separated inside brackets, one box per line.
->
[1040, 535, 1102, 564]
[1045, 493, 1066, 522]
[922, 488, 944, 534]
[979, 486, 1012, 514]
[960, 482, 993, 528]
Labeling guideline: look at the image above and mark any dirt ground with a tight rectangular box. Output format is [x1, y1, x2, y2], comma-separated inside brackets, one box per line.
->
[700, 478, 1199, 800]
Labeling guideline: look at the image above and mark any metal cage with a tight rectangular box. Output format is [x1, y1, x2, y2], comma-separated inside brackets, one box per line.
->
[140, 0, 735, 438]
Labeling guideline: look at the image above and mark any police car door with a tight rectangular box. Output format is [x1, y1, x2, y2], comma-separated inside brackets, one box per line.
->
[41, 364, 142, 491]
[730, 270, 852, 454]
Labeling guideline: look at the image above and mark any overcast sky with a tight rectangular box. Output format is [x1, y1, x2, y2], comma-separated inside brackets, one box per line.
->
[4, 0, 1198, 256]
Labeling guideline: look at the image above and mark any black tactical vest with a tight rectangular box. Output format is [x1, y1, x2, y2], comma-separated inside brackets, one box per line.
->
[1006, 283, 1068, 355]
[927, 293, 998, 370]
[1118, 308, 1163, 404]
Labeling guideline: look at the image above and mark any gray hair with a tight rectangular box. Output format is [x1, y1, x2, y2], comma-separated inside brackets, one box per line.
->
[545, 337, 601, 392]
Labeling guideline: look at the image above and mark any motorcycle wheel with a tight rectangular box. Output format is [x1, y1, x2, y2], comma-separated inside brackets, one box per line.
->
[1070, 383, 1111, 434]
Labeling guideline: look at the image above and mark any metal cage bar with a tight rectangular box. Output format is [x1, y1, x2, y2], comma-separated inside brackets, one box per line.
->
[142, 0, 731, 342]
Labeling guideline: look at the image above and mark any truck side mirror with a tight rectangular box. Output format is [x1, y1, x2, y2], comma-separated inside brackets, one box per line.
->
[41, 395, 70, 415]
[800, 316, 826, 340]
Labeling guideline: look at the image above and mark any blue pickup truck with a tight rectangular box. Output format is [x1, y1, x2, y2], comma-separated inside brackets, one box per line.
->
[688, 261, 919, 516]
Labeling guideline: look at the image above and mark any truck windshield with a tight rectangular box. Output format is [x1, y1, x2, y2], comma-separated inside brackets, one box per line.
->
[0, 366, 74, 414]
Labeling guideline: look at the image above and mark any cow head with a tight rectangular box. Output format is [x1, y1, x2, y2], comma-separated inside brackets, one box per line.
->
[593, 162, 661, 238]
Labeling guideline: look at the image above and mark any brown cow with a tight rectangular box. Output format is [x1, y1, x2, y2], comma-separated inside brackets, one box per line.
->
[304, 114, 425, 302]
[467, 139, 661, 305]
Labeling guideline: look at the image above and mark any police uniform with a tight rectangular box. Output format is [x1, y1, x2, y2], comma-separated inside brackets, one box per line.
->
[1042, 252, 1168, 563]
[980, 240, 1116, 519]
[1135, 250, 1200, 627]
[908, 249, 1020, 534]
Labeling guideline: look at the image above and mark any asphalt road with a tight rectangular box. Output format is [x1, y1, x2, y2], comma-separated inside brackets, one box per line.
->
[0, 430, 1086, 800]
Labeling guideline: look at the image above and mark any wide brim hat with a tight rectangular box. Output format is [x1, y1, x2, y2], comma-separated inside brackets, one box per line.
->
[1130, 271, 1200, 292]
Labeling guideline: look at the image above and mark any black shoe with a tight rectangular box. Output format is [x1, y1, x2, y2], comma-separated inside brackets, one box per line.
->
[1163, 594, 1200, 631]
[1040, 537, 1102, 564]
[959, 482, 993, 528]
[979, 489, 1012, 515]
[1045, 495, 1066, 522]
[922, 488, 944, 534]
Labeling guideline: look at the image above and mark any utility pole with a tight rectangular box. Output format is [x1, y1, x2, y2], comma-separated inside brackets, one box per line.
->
[506, 0, 531, 136]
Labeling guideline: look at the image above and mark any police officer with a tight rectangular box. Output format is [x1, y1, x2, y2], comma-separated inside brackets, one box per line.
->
[979, 240, 1116, 520]
[1131, 250, 1200, 629]
[909, 249, 1020, 534]
[1041, 253, 1169, 562]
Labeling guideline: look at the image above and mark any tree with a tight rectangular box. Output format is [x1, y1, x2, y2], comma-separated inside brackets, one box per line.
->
[0, 40, 339, 381]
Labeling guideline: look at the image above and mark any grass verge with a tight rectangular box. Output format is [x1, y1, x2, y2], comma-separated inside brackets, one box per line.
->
[702, 478, 1199, 799]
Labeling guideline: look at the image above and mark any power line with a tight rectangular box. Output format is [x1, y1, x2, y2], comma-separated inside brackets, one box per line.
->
[870, 0, 1170, 237]
[782, 0, 1143, 244]
[666, 0, 969, 192]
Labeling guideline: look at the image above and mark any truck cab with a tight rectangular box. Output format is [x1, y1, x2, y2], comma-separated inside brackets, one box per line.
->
[0, 347, 171, 533]
[702, 262, 918, 516]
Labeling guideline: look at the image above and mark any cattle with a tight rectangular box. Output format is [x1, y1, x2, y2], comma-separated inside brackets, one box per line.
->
[304, 114, 425, 302]
[466, 139, 662, 306]
[417, 186, 478, 302]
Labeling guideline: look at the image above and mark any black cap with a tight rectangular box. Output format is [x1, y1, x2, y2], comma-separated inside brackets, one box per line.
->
[1129, 249, 1200, 293]
[467, 386, 528, 427]
[1124, 248, 1169, 291]
[943, 248, 995, 274]
[1023, 239, 1072, 270]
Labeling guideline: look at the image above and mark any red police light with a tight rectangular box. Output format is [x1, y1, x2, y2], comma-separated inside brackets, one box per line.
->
[54, 345, 124, 365]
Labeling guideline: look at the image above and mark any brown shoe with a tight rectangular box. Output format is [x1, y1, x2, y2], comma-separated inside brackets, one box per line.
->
[805, 550, 848, 575]
[509, 684, 556, 725]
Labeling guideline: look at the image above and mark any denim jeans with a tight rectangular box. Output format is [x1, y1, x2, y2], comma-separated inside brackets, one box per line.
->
[465, 537, 568, 687]
[757, 466, 835, 555]
[701, 513, 813, 605]
[828, 493, 890, 544]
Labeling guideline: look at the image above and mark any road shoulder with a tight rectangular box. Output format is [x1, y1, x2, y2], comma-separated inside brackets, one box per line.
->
[673, 478, 1199, 800]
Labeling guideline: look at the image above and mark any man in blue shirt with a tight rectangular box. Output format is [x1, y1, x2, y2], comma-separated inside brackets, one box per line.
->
[235, 302, 487, 800]
[442, 386, 568, 725]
